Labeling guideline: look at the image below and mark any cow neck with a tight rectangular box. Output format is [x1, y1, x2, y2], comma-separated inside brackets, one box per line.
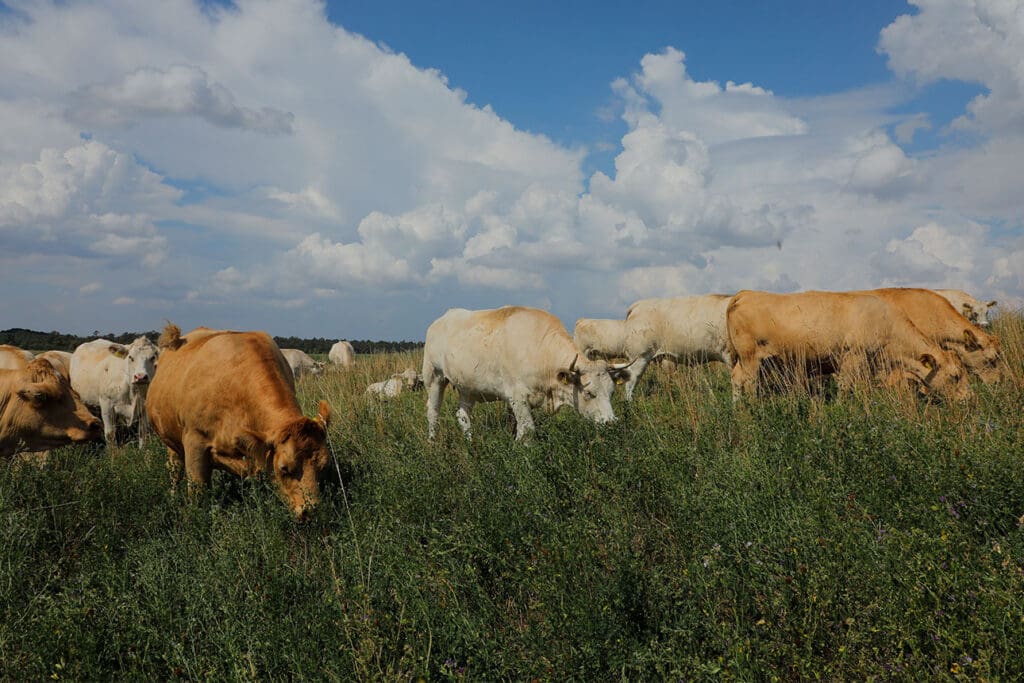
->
[244, 374, 305, 444]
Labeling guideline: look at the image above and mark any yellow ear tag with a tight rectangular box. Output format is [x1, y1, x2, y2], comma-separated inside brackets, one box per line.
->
[922, 358, 933, 369]
[560, 375, 571, 385]
[615, 376, 625, 385]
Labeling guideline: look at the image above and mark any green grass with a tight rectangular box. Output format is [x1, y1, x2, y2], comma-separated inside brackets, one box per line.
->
[3, 318, 1024, 680]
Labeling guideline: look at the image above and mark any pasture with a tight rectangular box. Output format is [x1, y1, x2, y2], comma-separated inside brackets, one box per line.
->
[2, 315, 1024, 680]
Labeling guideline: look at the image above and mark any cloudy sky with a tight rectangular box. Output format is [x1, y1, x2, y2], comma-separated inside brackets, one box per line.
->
[1, 0, 1022, 339]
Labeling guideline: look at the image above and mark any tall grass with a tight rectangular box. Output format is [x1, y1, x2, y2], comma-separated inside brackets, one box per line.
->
[2, 316, 1024, 679]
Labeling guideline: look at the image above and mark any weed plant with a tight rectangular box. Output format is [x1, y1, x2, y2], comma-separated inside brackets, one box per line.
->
[2, 317, 1023, 679]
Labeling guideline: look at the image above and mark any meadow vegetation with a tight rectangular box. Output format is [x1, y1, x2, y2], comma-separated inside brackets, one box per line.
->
[2, 315, 1023, 680]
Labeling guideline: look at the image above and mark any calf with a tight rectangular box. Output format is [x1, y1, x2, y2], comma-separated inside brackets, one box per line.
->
[280, 348, 325, 380]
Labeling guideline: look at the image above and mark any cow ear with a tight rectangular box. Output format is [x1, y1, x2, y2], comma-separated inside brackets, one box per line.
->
[557, 370, 573, 385]
[608, 366, 632, 385]
[919, 353, 936, 370]
[963, 329, 981, 350]
[108, 344, 128, 359]
[315, 400, 332, 428]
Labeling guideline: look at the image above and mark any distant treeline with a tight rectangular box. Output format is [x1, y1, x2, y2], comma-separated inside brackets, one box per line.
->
[0, 328, 422, 355]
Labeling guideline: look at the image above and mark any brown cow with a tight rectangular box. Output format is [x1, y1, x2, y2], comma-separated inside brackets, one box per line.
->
[0, 358, 103, 457]
[727, 290, 972, 401]
[859, 288, 1002, 384]
[146, 324, 333, 518]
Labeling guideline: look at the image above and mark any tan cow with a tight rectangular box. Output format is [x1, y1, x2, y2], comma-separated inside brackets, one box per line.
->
[37, 350, 73, 379]
[574, 294, 732, 401]
[423, 306, 634, 440]
[933, 289, 997, 327]
[147, 325, 333, 518]
[280, 348, 325, 380]
[0, 358, 102, 457]
[328, 341, 355, 368]
[859, 288, 1002, 383]
[727, 290, 972, 401]
[0, 345, 33, 370]
[71, 337, 159, 447]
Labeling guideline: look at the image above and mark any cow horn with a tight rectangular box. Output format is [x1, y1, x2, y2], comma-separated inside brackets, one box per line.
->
[568, 354, 578, 374]
[609, 357, 638, 370]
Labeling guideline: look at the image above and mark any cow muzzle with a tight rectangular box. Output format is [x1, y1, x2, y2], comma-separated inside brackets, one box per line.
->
[132, 373, 150, 384]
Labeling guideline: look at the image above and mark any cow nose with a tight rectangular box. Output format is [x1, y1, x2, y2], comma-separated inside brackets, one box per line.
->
[133, 373, 149, 384]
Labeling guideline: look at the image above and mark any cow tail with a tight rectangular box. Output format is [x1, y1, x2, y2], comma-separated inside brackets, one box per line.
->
[158, 322, 184, 351]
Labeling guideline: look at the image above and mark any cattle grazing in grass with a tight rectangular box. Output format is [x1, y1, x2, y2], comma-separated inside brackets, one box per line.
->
[423, 306, 634, 441]
[726, 290, 972, 402]
[859, 288, 1002, 384]
[933, 289, 997, 328]
[147, 324, 333, 519]
[280, 348, 325, 380]
[71, 337, 159, 447]
[574, 294, 732, 400]
[328, 341, 355, 368]
[0, 358, 102, 457]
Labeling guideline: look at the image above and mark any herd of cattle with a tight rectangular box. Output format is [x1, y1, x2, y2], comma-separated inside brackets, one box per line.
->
[0, 286, 1004, 516]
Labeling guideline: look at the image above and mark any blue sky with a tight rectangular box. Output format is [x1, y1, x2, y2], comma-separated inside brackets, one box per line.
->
[0, 0, 1021, 339]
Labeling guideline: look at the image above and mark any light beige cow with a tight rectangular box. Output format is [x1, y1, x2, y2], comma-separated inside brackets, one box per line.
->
[328, 341, 355, 368]
[0, 345, 33, 370]
[933, 289, 997, 327]
[727, 290, 972, 402]
[280, 349, 325, 380]
[574, 294, 732, 401]
[423, 306, 634, 440]
[366, 368, 422, 399]
[71, 337, 159, 447]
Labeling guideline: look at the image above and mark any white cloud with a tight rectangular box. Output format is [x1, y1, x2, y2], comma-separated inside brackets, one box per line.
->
[0, 0, 1021, 338]
[68, 65, 294, 134]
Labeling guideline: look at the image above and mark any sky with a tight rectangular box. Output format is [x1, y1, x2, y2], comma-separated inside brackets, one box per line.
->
[1, 0, 1022, 339]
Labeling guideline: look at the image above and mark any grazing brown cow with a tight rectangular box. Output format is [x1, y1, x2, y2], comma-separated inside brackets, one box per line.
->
[0, 358, 103, 457]
[859, 288, 1002, 383]
[146, 325, 333, 518]
[727, 290, 972, 401]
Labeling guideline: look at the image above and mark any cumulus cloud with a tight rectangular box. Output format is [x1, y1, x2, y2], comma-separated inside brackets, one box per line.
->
[0, 0, 1021, 337]
[68, 65, 294, 134]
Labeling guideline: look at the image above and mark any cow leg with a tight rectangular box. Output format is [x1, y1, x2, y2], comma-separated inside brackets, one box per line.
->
[167, 447, 185, 491]
[425, 373, 448, 440]
[456, 395, 474, 440]
[508, 400, 535, 441]
[731, 359, 757, 402]
[836, 350, 869, 393]
[182, 431, 212, 493]
[623, 352, 655, 401]
[98, 397, 117, 447]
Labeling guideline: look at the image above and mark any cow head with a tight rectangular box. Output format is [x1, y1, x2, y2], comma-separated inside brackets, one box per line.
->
[109, 336, 159, 386]
[395, 368, 422, 390]
[956, 328, 1003, 384]
[267, 400, 332, 519]
[1, 359, 102, 456]
[906, 351, 972, 402]
[310, 361, 326, 377]
[962, 300, 997, 327]
[553, 355, 634, 424]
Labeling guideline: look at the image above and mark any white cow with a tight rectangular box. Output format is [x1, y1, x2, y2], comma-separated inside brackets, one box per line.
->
[280, 348, 325, 380]
[71, 337, 159, 447]
[366, 368, 422, 399]
[0, 345, 33, 370]
[933, 289, 997, 327]
[423, 306, 634, 440]
[328, 341, 355, 368]
[574, 294, 732, 400]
